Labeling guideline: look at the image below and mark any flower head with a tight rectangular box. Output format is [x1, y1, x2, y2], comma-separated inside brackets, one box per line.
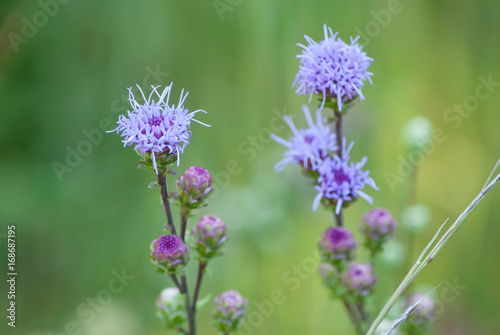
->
[319, 226, 357, 261]
[361, 208, 397, 250]
[313, 138, 378, 213]
[271, 105, 338, 172]
[110, 83, 209, 173]
[343, 262, 376, 296]
[151, 234, 189, 272]
[213, 290, 248, 334]
[192, 215, 227, 259]
[176, 166, 213, 205]
[293, 24, 373, 111]
[403, 293, 436, 330]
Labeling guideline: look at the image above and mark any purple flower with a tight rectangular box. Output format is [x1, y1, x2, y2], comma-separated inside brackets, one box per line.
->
[319, 226, 357, 261]
[344, 262, 376, 296]
[271, 105, 338, 172]
[361, 208, 397, 247]
[293, 24, 373, 111]
[176, 166, 213, 204]
[109, 83, 209, 174]
[313, 138, 378, 214]
[403, 293, 436, 329]
[213, 290, 248, 333]
[192, 215, 228, 259]
[151, 235, 189, 272]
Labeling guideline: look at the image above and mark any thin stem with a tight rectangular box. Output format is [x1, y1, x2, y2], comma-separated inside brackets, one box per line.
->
[334, 210, 344, 227]
[357, 301, 369, 323]
[366, 171, 500, 335]
[177, 326, 189, 335]
[158, 172, 177, 235]
[192, 262, 207, 314]
[334, 110, 343, 157]
[342, 296, 365, 335]
[181, 275, 196, 335]
[168, 274, 182, 292]
[181, 210, 188, 241]
[333, 108, 344, 227]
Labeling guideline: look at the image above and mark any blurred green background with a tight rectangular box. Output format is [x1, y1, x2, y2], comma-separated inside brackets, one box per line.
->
[1, 0, 499, 334]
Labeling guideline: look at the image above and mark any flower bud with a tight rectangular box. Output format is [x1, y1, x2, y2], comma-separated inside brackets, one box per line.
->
[176, 166, 213, 206]
[403, 116, 433, 151]
[403, 293, 436, 333]
[156, 287, 187, 329]
[402, 204, 430, 234]
[151, 235, 189, 272]
[319, 227, 357, 262]
[213, 290, 247, 334]
[361, 208, 397, 252]
[192, 215, 227, 260]
[343, 262, 376, 296]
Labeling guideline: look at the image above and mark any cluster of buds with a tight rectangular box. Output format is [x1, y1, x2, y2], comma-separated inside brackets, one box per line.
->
[318, 209, 396, 297]
[192, 215, 228, 261]
[156, 288, 187, 329]
[360, 208, 397, 253]
[175, 166, 213, 211]
[151, 235, 189, 273]
[212, 290, 248, 334]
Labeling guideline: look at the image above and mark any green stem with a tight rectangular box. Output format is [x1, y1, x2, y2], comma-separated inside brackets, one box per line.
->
[366, 172, 500, 335]
[342, 296, 365, 335]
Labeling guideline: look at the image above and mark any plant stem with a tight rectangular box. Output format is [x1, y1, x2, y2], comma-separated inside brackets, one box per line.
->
[158, 171, 177, 235]
[333, 108, 344, 227]
[342, 296, 365, 335]
[366, 171, 500, 335]
[168, 274, 182, 292]
[192, 262, 207, 314]
[334, 110, 343, 157]
[181, 275, 196, 335]
[181, 210, 188, 241]
[357, 301, 369, 323]
[177, 326, 189, 335]
[334, 210, 344, 227]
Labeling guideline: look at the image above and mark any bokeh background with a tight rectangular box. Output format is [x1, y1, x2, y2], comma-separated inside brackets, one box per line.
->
[1, 0, 500, 334]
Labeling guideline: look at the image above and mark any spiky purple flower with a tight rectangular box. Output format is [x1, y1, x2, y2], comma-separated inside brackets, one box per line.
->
[176, 166, 213, 204]
[319, 226, 357, 261]
[361, 208, 397, 248]
[271, 105, 338, 172]
[192, 215, 227, 259]
[344, 262, 376, 296]
[110, 83, 209, 173]
[293, 24, 373, 111]
[151, 235, 189, 272]
[213, 290, 248, 333]
[313, 138, 378, 213]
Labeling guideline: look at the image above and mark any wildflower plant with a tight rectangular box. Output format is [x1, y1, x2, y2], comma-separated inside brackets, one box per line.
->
[109, 83, 247, 335]
[273, 24, 500, 335]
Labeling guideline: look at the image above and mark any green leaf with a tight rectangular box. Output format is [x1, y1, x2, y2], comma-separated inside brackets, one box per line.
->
[148, 181, 160, 189]
[196, 293, 212, 310]
[167, 169, 179, 175]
